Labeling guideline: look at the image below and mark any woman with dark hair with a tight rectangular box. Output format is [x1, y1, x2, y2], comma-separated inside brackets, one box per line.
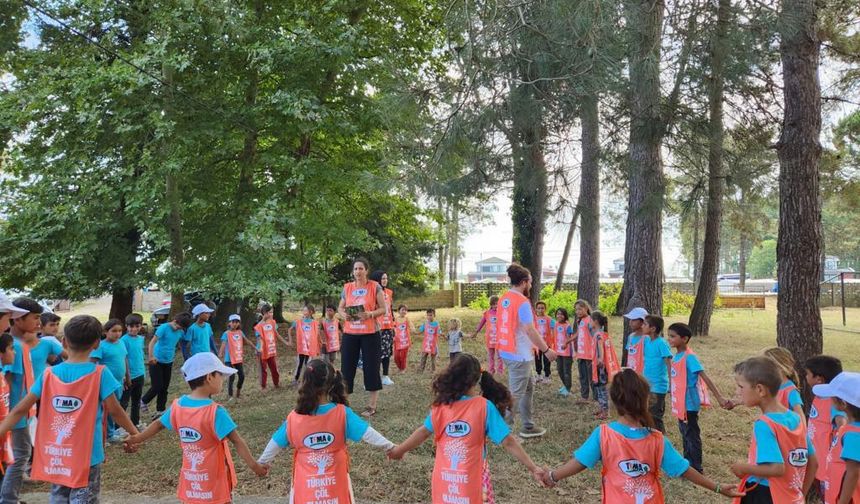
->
[369, 270, 395, 386]
[338, 258, 388, 417]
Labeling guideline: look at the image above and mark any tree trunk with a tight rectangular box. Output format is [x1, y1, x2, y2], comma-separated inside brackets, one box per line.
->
[273, 291, 286, 324]
[437, 200, 446, 290]
[689, 0, 730, 337]
[108, 286, 134, 322]
[577, 94, 601, 307]
[738, 233, 748, 292]
[212, 298, 239, 336]
[161, 63, 186, 319]
[554, 207, 581, 293]
[776, 0, 823, 405]
[692, 202, 700, 287]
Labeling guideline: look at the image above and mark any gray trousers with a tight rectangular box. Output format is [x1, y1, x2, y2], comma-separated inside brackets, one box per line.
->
[0, 427, 31, 504]
[503, 358, 534, 429]
[49, 463, 101, 504]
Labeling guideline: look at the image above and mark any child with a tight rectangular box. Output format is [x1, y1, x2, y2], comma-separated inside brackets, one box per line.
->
[39, 312, 64, 365]
[471, 296, 503, 375]
[126, 352, 267, 502]
[622, 307, 648, 369]
[446, 318, 464, 362]
[254, 303, 291, 390]
[553, 308, 574, 397]
[219, 314, 255, 400]
[0, 333, 16, 472]
[666, 322, 732, 473]
[0, 292, 28, 334]
[320, 305, 342, 364]
[183, 303, 216, 358]
[730, 356, 817, 503]
[291, 304, 322, 385]
[0, 315, 140, 501]
[142, 311, 193, 416]
[393, 305, 412, 373]
[811, 371, 860, 504]
[541, 368, 742, 500]
[418, 308, 440, 373]
[635, 314, 672, 433]
[571, 300, 597, 403]
[534, 301, 554, 384]
[256, 358, 395, 501]
[764, 347, 805, 419]
[803, 355, 847, 493]
[590, 311, 621, 420]
[91, 318, 131, 443]
[388, 353, 545, 503]
[121, 313, 146, 428]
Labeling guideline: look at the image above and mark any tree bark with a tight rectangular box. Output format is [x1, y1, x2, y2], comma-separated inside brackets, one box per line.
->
[437, 200, 446, 289]
[577, 94, 601, 307]
[692, 202, 700, 287]
[554, 207, 581, 293]
[108, 286, 134, 322]
[776, 0, 823, 404]
[689, 0, 730, 336]
[161, 63, 186, 319]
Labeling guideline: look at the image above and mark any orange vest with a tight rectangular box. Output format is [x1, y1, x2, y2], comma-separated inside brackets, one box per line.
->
[379, 288, 394, 330]
[598, 424, 665, 503]
[430, 397, 487, 504]
[809, 396, 837, 482]
[296, 320, 320, 358]
[733, 415, 809, 504]
[483, 309, 498, 349]
[496, 290, 530, 354]
[171, 400, 237, 504]
[535, 316, 553, 352]
[343, 280, 380, 335]
[224, 331, 244, 364]
[31, 366, 101, 488]
[254, 321, 279, 359]
[21, 342, 36, 419]
[627, 336, 645, 374]
[321, 319, 341, 352]
[422, 323, 439, 355]
[576, 316, 595, 359]
[287, 405, 351, 504]
[825, 423, 860, 504]
[670, 352, 692, 421]
[554, 322, 571, 356]
[592, 331, 621, 384]
[777, 382, 800, 410]
[0, 371, 12, 466]
[394, 320, 411, 351]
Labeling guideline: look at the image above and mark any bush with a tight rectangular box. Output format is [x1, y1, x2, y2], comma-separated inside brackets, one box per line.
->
[598, 283, 623, 315]
[468, 292, 490, 311]
[662, 289, 697, 316]
[538, 284, 580, 318]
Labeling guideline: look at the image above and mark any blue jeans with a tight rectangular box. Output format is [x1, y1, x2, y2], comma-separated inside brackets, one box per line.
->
[49, 463, 101, 504]
[0, 427, 32, 504]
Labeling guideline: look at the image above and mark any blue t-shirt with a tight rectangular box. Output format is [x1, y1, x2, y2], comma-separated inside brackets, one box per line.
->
[499, 301, 537, 362]
[160, 396, 237, 440]
[8, 338, 30, 429]
[270, 403, 368, 448]
[30, 362, 121, 466]
[422, 396, 511, 452]
[573, 421, 690, 477]
[635, 336, 672, 394]
[672, 351, 704, 411]
[29, 338, 64, 381]
[184, 322, 215, 356]
[121, 334, 146, 379]
[749, 411, 815, 487]
[153, 323, 185, 364]
[780, 381, 804, 410]
[90, 339, 128, 386]
[840, 421, 860, 463]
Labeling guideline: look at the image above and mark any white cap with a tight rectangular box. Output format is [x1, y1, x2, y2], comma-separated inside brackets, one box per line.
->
[181, 352, 237, 382]
[812, 372, 860, 409]
[623, 307, 649, 320]
[0, 292, 28, 319]
[191, 304, 215, 318]
[228, 314, 241, 322]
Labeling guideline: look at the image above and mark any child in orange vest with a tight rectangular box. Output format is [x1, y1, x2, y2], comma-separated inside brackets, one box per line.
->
[803, 355, 847, 497]
[392, 305, 413, 373]
[254, 303, 291, 390]
[812, 371, 860, 504]
[572, 300, 597, 405]
[541, 368, 742, 502]
[0, 315, 141, 501]
[764, 347, 805, 419]
[320, 305, 342, 365]
[126, 352, 267, 503]
[417, 308, 440, 373]
[218, 314, 255, 400]
[534, 301, 554, 384]
[256, 358, 395, 503]
[0, 333, 16, 472]
[388, 353, 545, 503]
[290, 304, 323, 386]
[590, 311, 621, 420]
[730, 356, 818, 503]
[666, 322, 732, 473]
[553, 308, 574, 397]
[471, 296, 503, 375]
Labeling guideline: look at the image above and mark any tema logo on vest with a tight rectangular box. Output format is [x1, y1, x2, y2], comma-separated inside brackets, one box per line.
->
[445, 421, 472, 438]
[788, 449, 808, 467]
[618, 459, 651, 478]
[302, 324, 312, 332]
[500, 299, 511, 308]
[809, 405, 819, 419]
[352, 288, 367, 297]
[303, 432, 335, 450]
[179, 427, 203, 443]
[51, 395, 82, 414]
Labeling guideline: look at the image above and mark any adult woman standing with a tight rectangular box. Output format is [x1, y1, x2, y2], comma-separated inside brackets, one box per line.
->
[370, 270, 395, 386]
[339, 258, 388, 417]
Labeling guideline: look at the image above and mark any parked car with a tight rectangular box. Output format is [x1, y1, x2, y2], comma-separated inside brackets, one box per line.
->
[150, 291, 221, 330]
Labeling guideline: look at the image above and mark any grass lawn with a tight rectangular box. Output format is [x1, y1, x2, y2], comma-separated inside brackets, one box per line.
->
[44, 303, 860, 502]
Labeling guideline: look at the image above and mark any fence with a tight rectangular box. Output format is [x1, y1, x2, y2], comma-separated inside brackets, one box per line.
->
[456, 281, 696, 307]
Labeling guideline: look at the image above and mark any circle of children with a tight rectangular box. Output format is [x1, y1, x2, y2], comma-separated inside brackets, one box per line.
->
[0, 261, 858, 504]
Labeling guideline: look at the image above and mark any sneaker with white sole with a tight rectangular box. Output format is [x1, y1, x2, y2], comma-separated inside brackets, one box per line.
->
[381, 376, 394, 386]
[518, 425, 547, 438]
[140, 400, 149, 414]
[114, 427, 128, 437]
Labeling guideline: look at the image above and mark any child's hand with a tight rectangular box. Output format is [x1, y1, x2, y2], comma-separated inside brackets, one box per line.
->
[719, 483, 745, 498]
[387, 445, 404, 461]
[539, 467, 556, 488]
[729, 462, 746, 478]
[251, 462, 269, 477]
[122, 440, 138, 453]
[720, 398, 735, 410]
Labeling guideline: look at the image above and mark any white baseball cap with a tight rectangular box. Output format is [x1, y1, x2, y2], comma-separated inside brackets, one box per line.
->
[623, 307, 649, 320]
[228, 314, 241, 322]
[0, 293, 28, 319]
[812, 372, 860, 409]
[191, 303, 215, 318]
[181, 352, 237, 382]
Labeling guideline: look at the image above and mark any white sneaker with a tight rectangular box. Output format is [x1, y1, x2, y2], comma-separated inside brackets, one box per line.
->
[136, 422, 148, 431]
[114, 427, 128, 437]
[108, 434, 126, 444]
[381, 376, 394, 386]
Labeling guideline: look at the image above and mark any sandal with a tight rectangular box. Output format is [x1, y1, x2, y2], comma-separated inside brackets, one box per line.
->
[361, 407, 377, 418]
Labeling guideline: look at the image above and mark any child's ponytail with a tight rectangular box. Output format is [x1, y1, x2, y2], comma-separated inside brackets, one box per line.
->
[609, 368, 655, 429]
[764, 347, 800, 386]
[479, 370, 513, 417]
[328, 369, 349, 406]
[296, 359, 347, 414]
